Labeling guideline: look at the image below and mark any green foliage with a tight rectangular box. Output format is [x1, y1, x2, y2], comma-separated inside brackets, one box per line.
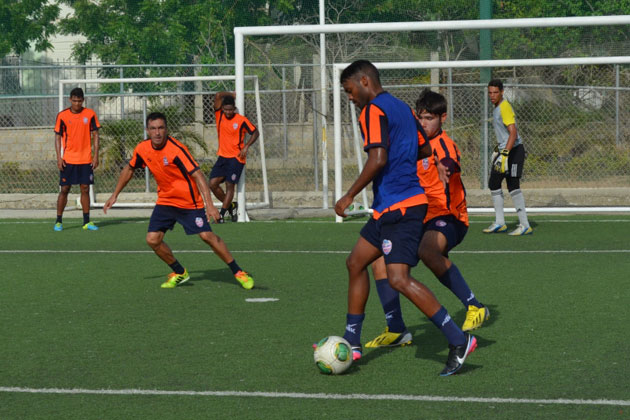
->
[0, 0, 59, 58]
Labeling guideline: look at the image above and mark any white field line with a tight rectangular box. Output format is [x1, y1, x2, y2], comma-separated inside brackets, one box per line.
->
[0, 387, 629, 407]
[1, 249, 630, 254]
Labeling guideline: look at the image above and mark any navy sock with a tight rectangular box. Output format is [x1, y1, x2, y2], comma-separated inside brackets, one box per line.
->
[343, 313, 365, 346]
[429, 306, 466, 347]
[83, 213, 90, 225]
[169, 260, 185, 275]
[375, 278, 406, 333]
[56, 215, 62, 224]
[227, 259, 241, 275]
[438, 264, 481, 309]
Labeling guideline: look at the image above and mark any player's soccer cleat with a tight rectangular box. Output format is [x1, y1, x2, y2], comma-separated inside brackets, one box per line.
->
[234, 270, 254, 289]
[230, 202, 238, 222]
[82, 222, 99, 231]
[365, 328, 412, 348]
[440, 333, 477, 376]
[508, 224, 533, 236]
[351, 345, 363, 361]
[53, 222, 63, 231]
[161, 269, 190, 289]
[482, 223, 507, 233]
[462, 305, 490, 332]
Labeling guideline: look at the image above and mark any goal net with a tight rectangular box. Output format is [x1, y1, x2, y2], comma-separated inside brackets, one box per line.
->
[57, 75, 269, 219]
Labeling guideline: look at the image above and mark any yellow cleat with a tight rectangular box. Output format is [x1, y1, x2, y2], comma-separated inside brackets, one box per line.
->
[462, 305, 490, 331]
[161, 269, 190, 289]
[235, 270, 254, 289]
[365, 328, 412, 348]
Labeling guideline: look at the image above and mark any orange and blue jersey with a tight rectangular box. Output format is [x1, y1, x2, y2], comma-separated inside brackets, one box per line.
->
[215, 110, 256, 164]
[416, 130, 469, 226]
[358, 92, 428, 219]
[54, 107, 100, 164]
[128, 136, 203, 210]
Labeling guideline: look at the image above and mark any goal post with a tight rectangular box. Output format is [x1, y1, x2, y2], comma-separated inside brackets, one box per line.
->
[58, 75, 269, 221]
[332, 56, 630, 222]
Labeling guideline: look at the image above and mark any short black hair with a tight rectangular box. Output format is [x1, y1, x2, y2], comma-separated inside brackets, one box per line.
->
[146, 112, 167, 127]
[340, 60, 381, 84]
[488, 79, 504, 90]
[222, 95, 235, 107]
[70, 87, 84, 99]
[415, 89, 447, 116]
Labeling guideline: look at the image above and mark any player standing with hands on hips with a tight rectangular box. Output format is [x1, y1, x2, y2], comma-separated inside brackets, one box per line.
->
[103, 112, 254, 290]
[53, 87, 100, 231]
[209, 92, 259, 223]
[483, 79, 533, 235]
[335, 60, 476, 376]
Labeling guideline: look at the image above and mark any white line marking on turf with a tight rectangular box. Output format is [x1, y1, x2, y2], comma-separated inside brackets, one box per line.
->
[245, 298, 279, 302]
[2, 249, 630, 254]
[0, 387, 629, 407]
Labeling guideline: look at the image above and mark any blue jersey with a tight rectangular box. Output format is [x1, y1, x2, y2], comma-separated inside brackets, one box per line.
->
[359, 92, 427, 214]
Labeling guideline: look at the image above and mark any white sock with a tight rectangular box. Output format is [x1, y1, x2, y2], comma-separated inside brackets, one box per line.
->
[510, 189, 530, 227]
[491, 189, 505, 225]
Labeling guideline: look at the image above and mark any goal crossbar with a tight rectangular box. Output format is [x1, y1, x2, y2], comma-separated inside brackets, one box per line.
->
[59, 75, 269, 220]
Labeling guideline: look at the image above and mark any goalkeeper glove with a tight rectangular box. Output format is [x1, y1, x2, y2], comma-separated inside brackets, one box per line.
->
[493, 149, 509, 174]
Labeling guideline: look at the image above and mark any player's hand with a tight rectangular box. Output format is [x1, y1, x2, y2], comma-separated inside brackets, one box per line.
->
[103, 196, 116, 214]
[493, 149, 509, 174]
[335, 194, 353, 217]
[206, 206, 221, 224]
[238, 145, 249, 160]
[436, 161, 450, 188]
[57, 158, 66, 171]
[91, 157, 99, 170]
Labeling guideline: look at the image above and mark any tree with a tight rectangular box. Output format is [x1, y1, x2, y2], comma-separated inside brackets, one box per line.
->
[0, 0, 60, 58]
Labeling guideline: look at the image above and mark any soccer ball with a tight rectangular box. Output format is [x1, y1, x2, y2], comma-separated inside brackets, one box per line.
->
[313, 335, 353, 375]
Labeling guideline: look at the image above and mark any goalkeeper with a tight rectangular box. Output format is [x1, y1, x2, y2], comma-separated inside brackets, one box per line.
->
[483, 79, 532, 236]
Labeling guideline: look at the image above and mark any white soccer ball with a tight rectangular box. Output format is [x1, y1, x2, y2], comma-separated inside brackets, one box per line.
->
[313, 335, 353, 375]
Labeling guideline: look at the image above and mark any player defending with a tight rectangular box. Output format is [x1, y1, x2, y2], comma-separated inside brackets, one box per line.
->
[103, 112, 254, 290]
[53, 87, 100, 231]
[209, 92, 259, 223]
[367, 90, 489, 350]
[335, 60, 476, 376]
[484, 79, 533, 235]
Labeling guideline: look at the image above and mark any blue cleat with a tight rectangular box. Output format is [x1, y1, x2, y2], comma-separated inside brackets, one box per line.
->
[482, 223, 507, 233]
[53, 222, 63, 232]
[82, 222, 99, 231]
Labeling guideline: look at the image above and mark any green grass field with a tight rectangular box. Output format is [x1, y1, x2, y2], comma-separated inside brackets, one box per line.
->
[1, 214, 630, 419]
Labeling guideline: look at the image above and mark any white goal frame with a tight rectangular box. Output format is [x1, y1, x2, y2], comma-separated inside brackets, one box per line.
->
[332, 57, 630, 222]
[59, 75, 269, 221]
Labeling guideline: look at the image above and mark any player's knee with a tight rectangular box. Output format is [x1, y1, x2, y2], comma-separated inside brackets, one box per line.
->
[200, 231, 220, 246]
[59, 186, 71, 195]
[145, 234, 161, 249]
[506, 177, 520, 192]
[79, 185, 89, 194]
[345, 254, 365, 274]
[387, 273, 408, 292]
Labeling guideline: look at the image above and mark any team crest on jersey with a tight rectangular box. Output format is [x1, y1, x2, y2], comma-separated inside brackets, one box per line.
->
[382, 239, 393, 255]
[195, 217, 204, 228]
[83, 117, 88, 124]
[422, 158, 430, 170]
[233, 123, 238, 129]
[163, 157, 168, 166]
[436, 219, 447, 227]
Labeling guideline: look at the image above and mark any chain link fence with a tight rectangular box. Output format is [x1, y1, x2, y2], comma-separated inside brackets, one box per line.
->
[1, 61, 629, 207]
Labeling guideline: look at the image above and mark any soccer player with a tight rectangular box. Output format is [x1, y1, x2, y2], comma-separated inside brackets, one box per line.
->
[335, 60, 476, 376]
[53, 87, 100, 231]
[103, 112, 254, 290]
[484, 79, 533, 235]
[367, 90, 490, 350]
[209, 92, 259, 223]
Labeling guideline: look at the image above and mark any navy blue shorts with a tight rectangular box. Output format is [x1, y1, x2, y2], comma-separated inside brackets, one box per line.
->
[209, 156, 244, 184]
[360, 204, 427, 267]
[59, 163, 94, 186]
[424, 215, 468, 253]
[148, 205, 212, 235]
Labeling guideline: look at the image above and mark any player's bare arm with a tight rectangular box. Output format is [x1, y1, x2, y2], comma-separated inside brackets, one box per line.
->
[238, 129, 259, 160]
[54, 134, 65, 171]
[103, 165, 135, 213]
[335, 147, 387, 217]
[506, 124, 518, 151]
[191, 169, 220, 223]
[418, 142, 432, 160]
[91, 130, 100, 170]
